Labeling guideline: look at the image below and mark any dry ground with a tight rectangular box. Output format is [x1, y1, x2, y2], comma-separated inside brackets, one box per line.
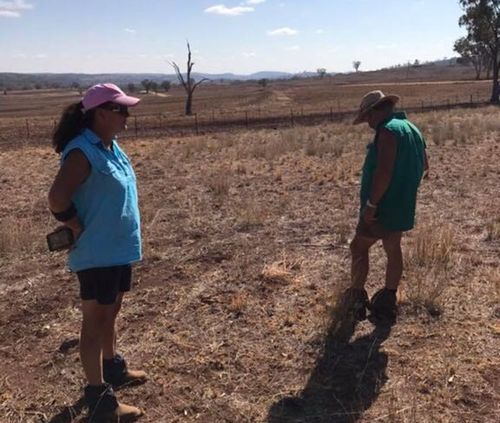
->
[0, 106, 499, 422]
[0, 80, 491, 120]
[0, 79, 492, 147]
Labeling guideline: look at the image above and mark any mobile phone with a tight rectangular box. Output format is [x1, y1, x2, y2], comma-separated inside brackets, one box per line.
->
[47, 227, 75, 251]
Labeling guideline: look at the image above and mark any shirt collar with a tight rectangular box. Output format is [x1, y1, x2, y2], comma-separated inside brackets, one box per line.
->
[82, 128, 102, 145]
[82, 128, 117, 150]
[376, 111, 407, 130]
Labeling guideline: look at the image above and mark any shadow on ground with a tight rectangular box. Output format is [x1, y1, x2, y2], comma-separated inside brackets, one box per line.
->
[47, 396, 86, 423]
[267, 305, 393, 423]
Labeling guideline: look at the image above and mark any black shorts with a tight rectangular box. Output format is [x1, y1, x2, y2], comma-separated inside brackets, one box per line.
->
[76, 264, 132, 305]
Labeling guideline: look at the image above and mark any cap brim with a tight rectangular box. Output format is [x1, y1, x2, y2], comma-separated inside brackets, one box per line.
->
[113, 94, 140, 107]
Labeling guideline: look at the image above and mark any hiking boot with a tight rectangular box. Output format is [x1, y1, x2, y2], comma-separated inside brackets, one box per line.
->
[340, 288, 369, 321]
[103, 354, 147, 388]
[84, 383, 143, 422]
[369, 288, 398, 321]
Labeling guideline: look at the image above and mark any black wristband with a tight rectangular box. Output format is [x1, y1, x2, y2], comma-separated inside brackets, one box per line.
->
[51, 203, 77, 222]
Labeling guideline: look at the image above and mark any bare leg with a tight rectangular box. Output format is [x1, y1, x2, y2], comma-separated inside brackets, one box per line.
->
[350, 234, 378, 289]
[102, 293, 124, 360]
[382, 231, 403, 290]
[80, 300, 117, 385]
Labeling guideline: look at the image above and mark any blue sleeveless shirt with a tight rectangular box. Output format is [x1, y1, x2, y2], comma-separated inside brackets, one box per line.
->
[61, 129, 142, 272]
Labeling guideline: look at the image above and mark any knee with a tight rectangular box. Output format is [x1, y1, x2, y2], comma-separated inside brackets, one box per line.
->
[82, 311, 114, 334]
[350, 238, 367, 257]
[384, 242, 402, 258]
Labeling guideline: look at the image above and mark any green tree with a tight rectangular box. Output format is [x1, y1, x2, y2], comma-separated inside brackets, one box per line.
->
[454, 36, 485, 79]
[127, 82, 136, 93]
[258, 78, 269, 89]
[458, 0, 500, 103]
[317, 68, 327, 78]
[353, 60, 361, 72]
[161, 80, 171, 92]
[141, 79, 152, 94]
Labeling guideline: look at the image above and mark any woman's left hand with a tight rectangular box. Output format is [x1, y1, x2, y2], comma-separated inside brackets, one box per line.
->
[362, 206, 377, 224]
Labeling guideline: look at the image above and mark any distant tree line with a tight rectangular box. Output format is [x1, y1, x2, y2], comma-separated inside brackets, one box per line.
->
[0, 74, 178, 92]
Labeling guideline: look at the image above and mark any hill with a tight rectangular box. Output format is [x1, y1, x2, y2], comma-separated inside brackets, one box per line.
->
[0, 58, 482, 90]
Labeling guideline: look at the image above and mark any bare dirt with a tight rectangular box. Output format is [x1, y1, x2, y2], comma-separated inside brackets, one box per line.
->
[0, 101, 499, 422]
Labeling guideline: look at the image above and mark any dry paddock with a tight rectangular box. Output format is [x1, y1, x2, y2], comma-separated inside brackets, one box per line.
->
[0, 106, 499, 422]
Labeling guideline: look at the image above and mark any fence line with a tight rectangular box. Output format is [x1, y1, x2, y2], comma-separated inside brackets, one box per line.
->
[0, 95, 489, 147]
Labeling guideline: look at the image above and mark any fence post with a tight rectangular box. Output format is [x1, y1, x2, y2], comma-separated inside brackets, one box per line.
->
[25, 119, 30, 141]
[290, 109, 294, 127]
[195, 113, 199, 135]
[134, 117, 138, 138]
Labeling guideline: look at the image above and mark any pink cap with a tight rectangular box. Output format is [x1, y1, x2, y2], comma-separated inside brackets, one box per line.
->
[81, 83, 140, 112]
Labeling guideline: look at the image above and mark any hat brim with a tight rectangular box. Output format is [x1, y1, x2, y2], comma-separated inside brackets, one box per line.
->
[352, 95, 400, 125]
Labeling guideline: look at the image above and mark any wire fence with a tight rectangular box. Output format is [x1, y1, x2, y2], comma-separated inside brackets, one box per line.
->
[0, 93, 489, 147]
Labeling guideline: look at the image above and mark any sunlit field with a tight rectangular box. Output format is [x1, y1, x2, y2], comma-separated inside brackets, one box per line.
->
[0, 104, 499, 422]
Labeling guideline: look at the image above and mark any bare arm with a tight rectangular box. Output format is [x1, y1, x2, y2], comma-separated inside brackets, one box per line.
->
[48, 149, 90, 236]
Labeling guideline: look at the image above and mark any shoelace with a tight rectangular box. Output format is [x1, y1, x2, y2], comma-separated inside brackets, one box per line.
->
[87, 384, 115, 423]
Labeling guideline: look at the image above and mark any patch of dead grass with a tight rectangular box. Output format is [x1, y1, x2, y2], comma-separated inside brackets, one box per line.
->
[261, 252, 302, 285]
[403, 224, 456, 316]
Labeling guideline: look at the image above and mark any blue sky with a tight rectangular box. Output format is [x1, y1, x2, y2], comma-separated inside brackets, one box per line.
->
[1, 0, 466, 74]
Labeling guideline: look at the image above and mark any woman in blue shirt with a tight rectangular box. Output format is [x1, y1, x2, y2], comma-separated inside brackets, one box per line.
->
[48, 83, 145, 422]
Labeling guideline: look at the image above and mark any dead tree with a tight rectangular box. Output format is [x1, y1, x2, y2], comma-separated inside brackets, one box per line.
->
[170, 42, 208, 115]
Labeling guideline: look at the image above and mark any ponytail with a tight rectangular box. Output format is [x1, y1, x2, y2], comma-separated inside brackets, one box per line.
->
[52, 102, 95, 153]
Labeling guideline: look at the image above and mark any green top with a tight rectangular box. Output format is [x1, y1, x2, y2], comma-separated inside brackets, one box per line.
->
[360, 112, 426, 231]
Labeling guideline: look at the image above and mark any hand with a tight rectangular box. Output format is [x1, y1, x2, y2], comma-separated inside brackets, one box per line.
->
[362, 205, 377, 225]
[64, 217, 83, 242]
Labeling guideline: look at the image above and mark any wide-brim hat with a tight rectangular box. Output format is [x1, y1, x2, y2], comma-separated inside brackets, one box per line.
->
[82, 83, 140, 112]
[353, 90, 400, 125]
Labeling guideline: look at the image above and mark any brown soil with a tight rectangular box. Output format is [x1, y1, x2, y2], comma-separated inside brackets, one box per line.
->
[0, 105, 499, 422]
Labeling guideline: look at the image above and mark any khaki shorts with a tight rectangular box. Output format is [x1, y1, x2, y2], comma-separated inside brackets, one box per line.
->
[356, 219, 396, 240]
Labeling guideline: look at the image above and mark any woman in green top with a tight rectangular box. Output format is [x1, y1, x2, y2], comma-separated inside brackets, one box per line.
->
[344, 90, 429, 322]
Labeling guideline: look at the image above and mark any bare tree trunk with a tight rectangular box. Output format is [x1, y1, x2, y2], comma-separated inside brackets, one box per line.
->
[490, 59, 499, 103]
[186, 93, 193, 116]
[489, 38, 499, 104]
[170, 42, 209, 116]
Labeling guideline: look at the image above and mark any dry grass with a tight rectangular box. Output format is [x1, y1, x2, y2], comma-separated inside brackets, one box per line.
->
[205, 167, 232, 199]
[485, 217, 500, 241]
[261, 252, 302, 285]
[0, 106, 499, 422]
[402, 224, 456, 317]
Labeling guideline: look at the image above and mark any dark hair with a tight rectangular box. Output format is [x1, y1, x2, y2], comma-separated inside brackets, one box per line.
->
[52, 101, 96, 153]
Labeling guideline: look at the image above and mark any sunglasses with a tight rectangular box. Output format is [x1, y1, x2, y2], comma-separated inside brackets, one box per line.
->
[99, 103, 129, 116]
